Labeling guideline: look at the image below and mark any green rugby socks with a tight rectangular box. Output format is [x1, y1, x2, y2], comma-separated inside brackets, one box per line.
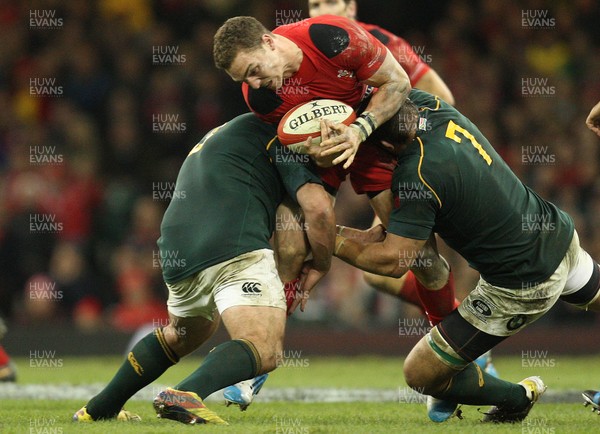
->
[86, 329, 178, 419]
[436, 363, 529, 410]
[176, 339, 260, 399]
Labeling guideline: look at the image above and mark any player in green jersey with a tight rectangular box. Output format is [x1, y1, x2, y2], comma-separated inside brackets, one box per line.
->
[581, 100, 600, 413]
[73, 113, 335, 425]
[332, 90, 600, 423]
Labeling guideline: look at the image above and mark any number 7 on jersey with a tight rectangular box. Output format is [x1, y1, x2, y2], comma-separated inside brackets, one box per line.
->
[444, 120, 493, 166]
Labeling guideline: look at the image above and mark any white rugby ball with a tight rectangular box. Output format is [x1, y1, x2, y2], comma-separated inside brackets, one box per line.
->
[277, 99, 356, 154]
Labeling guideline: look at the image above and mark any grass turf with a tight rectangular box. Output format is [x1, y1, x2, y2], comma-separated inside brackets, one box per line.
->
[4, 355, 600, 433]
[5, 401, 597, 434]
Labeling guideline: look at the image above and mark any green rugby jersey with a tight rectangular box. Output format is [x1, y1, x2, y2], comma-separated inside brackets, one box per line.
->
[158, 113, 321, 284]
[388, 89, 574, 288]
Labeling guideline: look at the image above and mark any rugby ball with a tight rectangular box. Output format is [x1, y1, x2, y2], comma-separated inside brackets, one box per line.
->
[277, 99, 356, 154]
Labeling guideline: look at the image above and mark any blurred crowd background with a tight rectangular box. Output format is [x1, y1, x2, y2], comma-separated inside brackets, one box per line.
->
[1, 0, 599, 333]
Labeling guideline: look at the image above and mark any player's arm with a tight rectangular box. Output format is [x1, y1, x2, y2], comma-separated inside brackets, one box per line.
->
[271, 140, 335, 311]
[414, 69, 455, 106]
[337, 223, 386, 244]
[337, 152, 441, 277]
[586, 101, 600, 137]
[322, 48, 410, 168]
[316, 23, 412, 166]
[334, 230, 426, 278]
[357, 48, 411, 131]
[294, 182, 335, 311]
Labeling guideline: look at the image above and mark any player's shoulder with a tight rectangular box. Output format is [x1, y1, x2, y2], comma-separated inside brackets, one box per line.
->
[275, 14, 352, 36]
[284, 15, 364, 59]
[356, 21, 398, 45]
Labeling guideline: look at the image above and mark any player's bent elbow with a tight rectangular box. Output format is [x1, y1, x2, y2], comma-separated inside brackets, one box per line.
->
[382, 253, 409, 278]
[368, 263, 406, 279]
[387, 267, 408, 279]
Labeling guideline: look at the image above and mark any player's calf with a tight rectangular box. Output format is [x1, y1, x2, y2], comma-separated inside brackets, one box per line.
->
[221, 305, 286, 373]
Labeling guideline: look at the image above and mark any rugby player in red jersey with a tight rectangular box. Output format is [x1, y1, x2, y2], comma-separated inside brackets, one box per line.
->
[213, 14, 410, 169]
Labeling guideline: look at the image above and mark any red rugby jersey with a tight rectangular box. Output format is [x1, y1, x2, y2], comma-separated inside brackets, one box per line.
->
[357, 22, 430, 86]
[242, 15, 387, 123]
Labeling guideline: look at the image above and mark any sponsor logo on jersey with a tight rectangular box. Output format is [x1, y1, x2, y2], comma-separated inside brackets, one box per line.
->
[242, 282, 262, 295]
[337, 69, 354, 78]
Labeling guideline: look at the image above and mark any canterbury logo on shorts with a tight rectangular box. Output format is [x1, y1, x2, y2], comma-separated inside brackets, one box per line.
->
[241, 281, 262, 295]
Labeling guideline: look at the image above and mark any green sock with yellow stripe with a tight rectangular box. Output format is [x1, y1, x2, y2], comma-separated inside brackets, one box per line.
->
[436, 363, 529, 410]
[175, 339, 260, 399]
[86, 328, 179, 419]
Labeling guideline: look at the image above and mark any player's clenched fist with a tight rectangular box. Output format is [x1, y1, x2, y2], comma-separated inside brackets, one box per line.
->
[586, 101, 600, 137]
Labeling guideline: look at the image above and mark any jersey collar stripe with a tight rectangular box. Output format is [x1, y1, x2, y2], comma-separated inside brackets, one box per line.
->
[417, 136, 442, 208]
[266, 135, 278, 150]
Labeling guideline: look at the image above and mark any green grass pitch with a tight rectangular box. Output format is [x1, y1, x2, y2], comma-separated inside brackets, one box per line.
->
[3, 355, 600, 433]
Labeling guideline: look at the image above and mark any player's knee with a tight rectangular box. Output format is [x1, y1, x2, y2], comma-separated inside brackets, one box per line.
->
[403, 339, 445, 395]
[162, 324, 190, 354]
[261, 340, 283, 373]
[162, 319, 216, 356]
[404, 351, 428, 392]
[238, 333, 282, 373]
[404, 359, 441, 395]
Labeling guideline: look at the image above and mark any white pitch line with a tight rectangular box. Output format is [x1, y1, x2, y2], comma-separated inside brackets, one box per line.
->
[0, 384, 585, 404]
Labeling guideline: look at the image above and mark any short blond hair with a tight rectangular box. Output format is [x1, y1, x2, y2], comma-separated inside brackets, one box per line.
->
[213, 16, 270, 70]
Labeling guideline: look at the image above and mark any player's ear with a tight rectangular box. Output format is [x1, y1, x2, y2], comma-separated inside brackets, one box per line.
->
[346, 0, 357, 19]
[262, 34, 276, 50]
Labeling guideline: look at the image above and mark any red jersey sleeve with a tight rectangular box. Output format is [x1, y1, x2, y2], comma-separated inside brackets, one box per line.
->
[358, 22, 430, 86]
[307, 15, 388, 82]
